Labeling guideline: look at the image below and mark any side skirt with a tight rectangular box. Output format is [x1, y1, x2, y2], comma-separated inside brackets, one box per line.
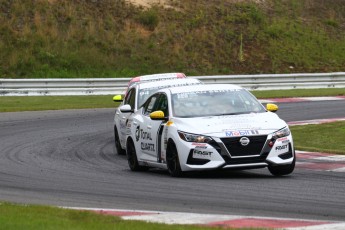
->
[139, 161, 168, 170]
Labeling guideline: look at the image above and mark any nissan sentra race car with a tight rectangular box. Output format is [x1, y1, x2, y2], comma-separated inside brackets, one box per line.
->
[127, 73, 186, 89]
[122, 84, 295, 177]
[113, 78, 202, 155]
[116, 73, 187, 98]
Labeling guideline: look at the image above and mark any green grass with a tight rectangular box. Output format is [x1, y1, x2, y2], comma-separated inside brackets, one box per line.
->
[0, 0, 345, 78]
[0, 202, 226, 230]
[0, 95, 120, 112]
[251, 88, 345, 99]
[291, 121, 345, 155]
[0, 88, 344, 112]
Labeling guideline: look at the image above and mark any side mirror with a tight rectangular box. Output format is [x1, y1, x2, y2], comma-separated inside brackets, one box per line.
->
[266, 103, 278, 112]
[113, 95, 123, 102]
[150, 110, 166, 120]
[119, 104, 133, 113]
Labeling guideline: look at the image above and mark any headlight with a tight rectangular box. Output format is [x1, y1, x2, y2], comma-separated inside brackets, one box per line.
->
[178, 131, 212, 143]
[272, 127, 290, 139]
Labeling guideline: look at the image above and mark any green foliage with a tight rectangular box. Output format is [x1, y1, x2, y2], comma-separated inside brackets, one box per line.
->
[136, 9, 159, 30]
[0, 0, 344, 78]
[324, 19, 339, 28]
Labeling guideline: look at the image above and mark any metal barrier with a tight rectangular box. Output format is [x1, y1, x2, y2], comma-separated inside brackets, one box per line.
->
[1, 72, 344, 96]
[196, 72, 345, 90]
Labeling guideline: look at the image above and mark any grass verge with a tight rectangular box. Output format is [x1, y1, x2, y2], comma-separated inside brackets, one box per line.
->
[0, 202, 221, 230]
[0, 95, 120, 112]
[0, 88, 344, 112]
[251, 88, 345, 99]
[290, 121, 345, 155]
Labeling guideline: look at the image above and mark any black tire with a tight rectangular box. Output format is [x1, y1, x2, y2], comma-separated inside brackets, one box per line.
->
[114, 126, 126, 155]
[268, 155, 296, 176]
[166, 142, 183, 177]
[126, 139, 147, 171]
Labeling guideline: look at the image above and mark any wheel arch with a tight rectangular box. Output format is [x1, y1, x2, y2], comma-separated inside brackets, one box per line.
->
[166, 138, 177, 154]
[126, 136, 135, 149]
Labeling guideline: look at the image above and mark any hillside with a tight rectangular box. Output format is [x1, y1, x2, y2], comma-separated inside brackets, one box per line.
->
[0, 0, 344, 78]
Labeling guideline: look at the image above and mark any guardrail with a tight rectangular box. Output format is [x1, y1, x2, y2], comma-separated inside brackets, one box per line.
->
[1, 72, 344, 96]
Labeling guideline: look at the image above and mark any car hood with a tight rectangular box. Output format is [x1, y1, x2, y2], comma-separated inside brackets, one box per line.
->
[172, 112, 287, 137]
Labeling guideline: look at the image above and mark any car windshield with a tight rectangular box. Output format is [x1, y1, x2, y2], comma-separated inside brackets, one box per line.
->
[172, 89, 266, 117]
[137, 80, 201, 107]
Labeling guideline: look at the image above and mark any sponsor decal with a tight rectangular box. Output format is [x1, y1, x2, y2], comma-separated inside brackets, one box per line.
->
[275, 144, 288, 151]
[193, 149, 212, 159]
[275, 144, 289, 154]
[277, 137, 289, 144]
[126, 119, 132, 128]
[225, 130, 259, 136]
[141, 131, 152, 140]
[175, 89, 242, 98]
[126, 120, 132, 135]
[135, 125, 140, 141]
[163, 127, 168, 149]
[144, 82, 200, 93]
[135, 125, 152, 142]
[195, 145, 208, 149]
[141, 142, 155, 151]
[191, 143, 207, 146]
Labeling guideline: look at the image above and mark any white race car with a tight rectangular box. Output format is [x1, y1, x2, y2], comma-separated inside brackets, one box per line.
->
[118, 72, 187, 97]
[113, 78, 202, 155]
[123, 84, 295, 177]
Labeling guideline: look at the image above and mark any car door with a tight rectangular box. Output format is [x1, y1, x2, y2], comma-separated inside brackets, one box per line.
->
[152, 93, 170, 164]
[134, 93, 168, 162]
[117, 87, 136, 148]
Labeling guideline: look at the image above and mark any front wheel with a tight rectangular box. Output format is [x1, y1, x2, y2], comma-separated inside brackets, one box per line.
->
[126, 139, 147, 171]
[268, 156, 295, 176]
[166, 142, 183, 177]
[114, 126, 126, 155]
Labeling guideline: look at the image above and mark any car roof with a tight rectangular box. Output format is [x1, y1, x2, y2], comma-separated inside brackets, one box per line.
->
[164, 84, 244, 94]
[136, 78, 202, 90]
[128, 73, 186, 86]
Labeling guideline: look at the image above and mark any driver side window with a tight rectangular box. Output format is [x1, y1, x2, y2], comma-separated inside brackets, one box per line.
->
[155, 94, 169, 117]
[143, 95, 159, 116]
[124, 88, 136, 109]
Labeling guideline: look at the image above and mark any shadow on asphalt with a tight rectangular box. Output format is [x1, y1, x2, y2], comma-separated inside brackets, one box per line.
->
[146, 168, 295, 179]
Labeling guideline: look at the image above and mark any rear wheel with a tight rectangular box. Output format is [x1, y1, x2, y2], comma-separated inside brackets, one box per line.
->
[126, 139, 147, 171]
[268, 156, 295, 176]
[114, 126, 125, 155]
[166, 142, 183, 177]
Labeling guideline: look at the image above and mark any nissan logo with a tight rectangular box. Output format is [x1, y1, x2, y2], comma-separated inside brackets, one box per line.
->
[239, 137, 250, 146]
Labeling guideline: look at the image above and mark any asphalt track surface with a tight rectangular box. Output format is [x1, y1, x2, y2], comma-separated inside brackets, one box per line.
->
[0, 100, 345, 221]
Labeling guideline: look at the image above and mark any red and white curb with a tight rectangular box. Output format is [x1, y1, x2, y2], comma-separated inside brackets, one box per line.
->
[296, 151, 345, 172]
[260, 96, 345, 104]
[288, 118, 345, 126]
[65, 207, 345, 229]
